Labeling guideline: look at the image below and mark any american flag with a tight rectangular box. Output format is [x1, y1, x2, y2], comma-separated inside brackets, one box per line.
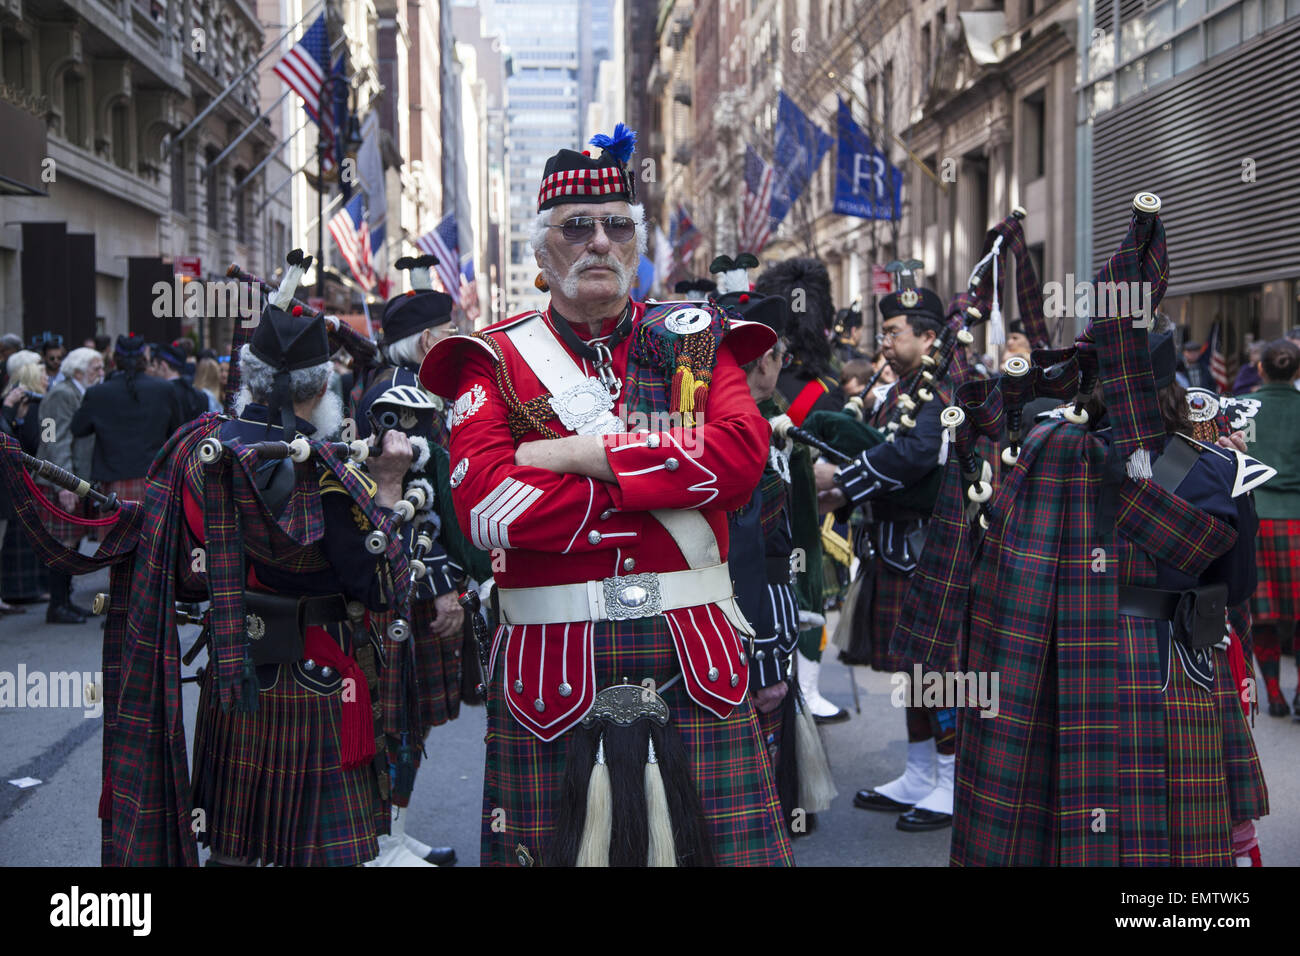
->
[273, 15, 341, 173]
[328, 194, 375, 291]
[669, 204, 701, 280]
[415, 214, 462, 305]
[1208, 320, 1233, 392]
[460, 257, 480, 323]
[740, 144, 775, 254]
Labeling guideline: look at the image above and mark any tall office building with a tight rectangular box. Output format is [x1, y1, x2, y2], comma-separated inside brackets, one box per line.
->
[480, 0, 612, 315]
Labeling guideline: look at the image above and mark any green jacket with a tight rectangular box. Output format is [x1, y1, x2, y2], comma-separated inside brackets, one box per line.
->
[1246, 382, 1300, 519]
[760, 394, 823, 641]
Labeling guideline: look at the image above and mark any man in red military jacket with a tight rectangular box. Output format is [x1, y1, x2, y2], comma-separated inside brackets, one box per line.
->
[420, 126, 794, 866]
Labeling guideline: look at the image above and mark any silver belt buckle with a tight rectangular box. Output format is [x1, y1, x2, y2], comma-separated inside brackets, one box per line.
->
[602, 572, 663, 620]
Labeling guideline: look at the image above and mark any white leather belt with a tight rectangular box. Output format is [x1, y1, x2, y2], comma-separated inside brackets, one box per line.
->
[497, 564, 735, 625]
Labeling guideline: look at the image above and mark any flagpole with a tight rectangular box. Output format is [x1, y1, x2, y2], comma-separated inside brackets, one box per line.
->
[170, 1, 324, 151]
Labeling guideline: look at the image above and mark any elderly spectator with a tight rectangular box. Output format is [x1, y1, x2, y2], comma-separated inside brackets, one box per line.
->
[35, 347, 104, 623]
[6, 348, 40, 384]
[1232, 341, 1266, 395]
[70, 335, 183, 508]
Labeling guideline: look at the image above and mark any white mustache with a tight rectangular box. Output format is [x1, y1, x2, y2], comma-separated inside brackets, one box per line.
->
[570, 255, 629, 281]
[560, 254, 632, 299]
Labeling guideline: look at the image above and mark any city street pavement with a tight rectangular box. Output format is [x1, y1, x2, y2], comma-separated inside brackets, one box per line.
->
[2, 563, 1297, 866]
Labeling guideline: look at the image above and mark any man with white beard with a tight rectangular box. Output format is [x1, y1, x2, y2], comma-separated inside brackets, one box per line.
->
[420, 126, 794, 866]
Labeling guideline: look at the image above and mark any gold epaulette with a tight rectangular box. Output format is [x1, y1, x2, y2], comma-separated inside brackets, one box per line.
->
[318, 461, 378, 498]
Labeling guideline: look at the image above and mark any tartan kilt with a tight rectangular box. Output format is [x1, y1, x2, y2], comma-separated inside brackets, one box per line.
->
[481, 613, 795, 867]
[1251, 518, 1300, 623]
[191, 656, 383, 867]
[412, 596, 463, 728]
[1, 518, 49, 600]
[863, 561, 913, 674]
[101, 477, 151, 507]
[377, 598, 463, 740]
[36, 483, 87, 547]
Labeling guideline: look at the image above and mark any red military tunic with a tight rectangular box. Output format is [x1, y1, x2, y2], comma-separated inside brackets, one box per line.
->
[421, 300, 773, 740]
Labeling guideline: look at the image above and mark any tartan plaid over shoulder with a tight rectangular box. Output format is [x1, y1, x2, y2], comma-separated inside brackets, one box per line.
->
[953, 419, 1243, 865]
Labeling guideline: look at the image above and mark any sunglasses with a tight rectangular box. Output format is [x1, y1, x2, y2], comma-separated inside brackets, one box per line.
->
[547, 215, 636, 244]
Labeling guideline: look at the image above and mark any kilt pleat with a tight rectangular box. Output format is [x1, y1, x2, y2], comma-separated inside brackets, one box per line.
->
[864, 563, 912, 674]
[192, 664, 381, 867]
[1115, 616, 1168, 865]
[1, 518, 49, 600]
[1164, 656, 1232, 866]
[1214, 645, 1269, 825]
[481, 614, 794, 867]
[1252, 518, 1300, 623]
[412, 596, 463, 728]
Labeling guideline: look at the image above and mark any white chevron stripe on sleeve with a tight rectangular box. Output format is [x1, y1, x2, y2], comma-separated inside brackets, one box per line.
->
[471, 477, 543, 549]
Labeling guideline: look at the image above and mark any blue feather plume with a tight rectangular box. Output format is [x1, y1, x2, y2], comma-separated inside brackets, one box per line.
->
[589, 123, 637, 164]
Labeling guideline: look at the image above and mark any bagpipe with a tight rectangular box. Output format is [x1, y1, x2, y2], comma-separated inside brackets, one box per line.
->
[773, 208, 1039, 515]
[16, 451, 122, 512]
[194, 430, 425, 642]
[939, 191, 1168, 529]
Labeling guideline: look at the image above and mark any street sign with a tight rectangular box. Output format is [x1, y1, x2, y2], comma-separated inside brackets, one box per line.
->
[175, 256, 202, 279]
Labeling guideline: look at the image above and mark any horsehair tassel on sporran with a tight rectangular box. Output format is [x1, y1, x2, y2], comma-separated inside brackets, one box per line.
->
[773, 680, 800, 820]
[644, 736, 677, 867]
[793, 686, 837, 813]
[549, 680, 713, 867]
[575, 735, 612, 866]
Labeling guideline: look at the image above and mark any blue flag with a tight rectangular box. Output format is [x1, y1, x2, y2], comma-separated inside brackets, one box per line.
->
[833, 99, 901, 221]
[770, 91, 833, 226]
[632, 254, 656, 300]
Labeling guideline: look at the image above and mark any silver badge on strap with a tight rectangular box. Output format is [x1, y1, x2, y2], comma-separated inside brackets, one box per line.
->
[548, 379, 626, 436]
[664, 307, 712, 335]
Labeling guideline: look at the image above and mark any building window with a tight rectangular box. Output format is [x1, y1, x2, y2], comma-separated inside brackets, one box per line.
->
[922, 154, 938, 225]
[63, 72, 85, 146]
[171, 144, 186, 213]
[234, 167, 247, 243]
[1022, 89, 1046, 181]
[2, 29, 28, 90]
[921, 22, 931, 93]
[205, 147, 220, 232]
[111, 103, 131, 170]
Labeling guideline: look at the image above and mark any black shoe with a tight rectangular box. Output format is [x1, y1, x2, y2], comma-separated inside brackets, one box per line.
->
[854, 788, 914, 812]
[896, 807, 953, 832]
[813, 707, 850, 725]
[47, 604, 87, 625]
[1267, 695, 1291, 718]
[423, 846, 457, 866]
[66, 601, 93, 617]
